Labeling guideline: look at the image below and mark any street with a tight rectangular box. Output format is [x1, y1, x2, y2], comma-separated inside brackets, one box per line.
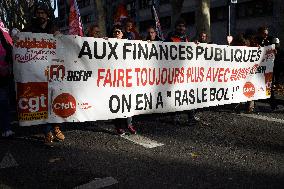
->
[0, 102, 283, 189]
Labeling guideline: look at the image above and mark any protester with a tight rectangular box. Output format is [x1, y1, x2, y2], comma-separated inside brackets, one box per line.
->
[22, 2, 64, 143]
[165, 18, 199, 126]
[121, 22, 138, 134]
[272, 38, 283, 86]
[195, 31, 211, 44]
[0, 29, 14, 137]
[23, 3, 59, 35]
[87, 24, 101, 38]
[110, 25, 137, 135]
[146, 26, 162, 41]
[165, 19, 190, 42]
[232, 33, 250, 46]
[255, 26, 273, 47]
[244, 29, 258, 47]
[124, 19, 140, 40]
[270, 37, 284, 110]
[255, 27, 279, 111]
[231, 32, 257, 113]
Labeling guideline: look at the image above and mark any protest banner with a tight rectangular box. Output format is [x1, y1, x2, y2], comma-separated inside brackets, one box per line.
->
[13, 32, 275, 126]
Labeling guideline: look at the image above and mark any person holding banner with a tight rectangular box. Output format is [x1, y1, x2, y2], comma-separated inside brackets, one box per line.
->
[165, 18, 199, 127]
[165, 18, 190, 43]
[87, 24, 102, 38]
[0, 26, 14, 137]
[21, 2, 64, 143]
[270, 38, 283, 110]
[110, 25, 137, 135]
[255, 26, 273, 47]
[146, 26, 162, 41]
[195, 31, 212, 44]
[124, 19, 140, 40]
[232, 32, 258, 113]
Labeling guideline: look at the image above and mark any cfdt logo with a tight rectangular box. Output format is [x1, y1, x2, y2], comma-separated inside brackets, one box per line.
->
[243, 82, 255, 98]
[52, 93, 76, 118]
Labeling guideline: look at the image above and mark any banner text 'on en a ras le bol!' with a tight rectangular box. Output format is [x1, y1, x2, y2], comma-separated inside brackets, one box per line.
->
[13, 33, 275, 126]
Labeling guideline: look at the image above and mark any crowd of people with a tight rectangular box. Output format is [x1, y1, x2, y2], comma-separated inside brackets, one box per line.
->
[0, 2, 283, 144]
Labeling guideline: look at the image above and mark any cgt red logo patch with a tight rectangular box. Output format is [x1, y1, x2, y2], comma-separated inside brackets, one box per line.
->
[243, 82, 255, 98]
[52, 93, 76, 118]
[17, 82, 48, 121]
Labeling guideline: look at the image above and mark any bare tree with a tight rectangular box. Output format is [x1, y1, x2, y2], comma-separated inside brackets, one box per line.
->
[170, 0, 184, 29]
[0, 0, 55, 30]
[195, 0, 211, 40]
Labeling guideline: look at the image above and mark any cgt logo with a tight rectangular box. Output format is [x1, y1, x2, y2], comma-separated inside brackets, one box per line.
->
[52, 93, 76, 118]
[18, 94, 47, 112]
[17, 82, 48, 113]
[243, 82, 255, 98]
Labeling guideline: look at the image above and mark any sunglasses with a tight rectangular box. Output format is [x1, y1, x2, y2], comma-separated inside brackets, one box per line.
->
[113, 30, 122, 34]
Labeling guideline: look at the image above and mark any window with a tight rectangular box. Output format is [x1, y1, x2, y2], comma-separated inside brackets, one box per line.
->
[236, 0, 273, 19]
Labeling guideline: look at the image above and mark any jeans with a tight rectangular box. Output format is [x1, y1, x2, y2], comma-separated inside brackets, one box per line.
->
[0, 85, 10, 132]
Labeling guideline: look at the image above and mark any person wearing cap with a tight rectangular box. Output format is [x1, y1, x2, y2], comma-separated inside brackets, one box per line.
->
[23, 2, 60, 35]
[22, 2, 64, 144]
[165, 18, 199, 127]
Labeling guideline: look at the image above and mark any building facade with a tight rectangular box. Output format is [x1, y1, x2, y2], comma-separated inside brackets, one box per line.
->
[57, 0, 284, 45]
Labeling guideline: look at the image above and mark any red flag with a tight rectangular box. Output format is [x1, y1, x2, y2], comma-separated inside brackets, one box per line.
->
[69, 0, 83, 36]
[0, 20, 12, 45]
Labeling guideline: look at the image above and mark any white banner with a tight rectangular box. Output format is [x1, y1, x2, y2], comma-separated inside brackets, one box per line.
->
[13, 33, 275, 126]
